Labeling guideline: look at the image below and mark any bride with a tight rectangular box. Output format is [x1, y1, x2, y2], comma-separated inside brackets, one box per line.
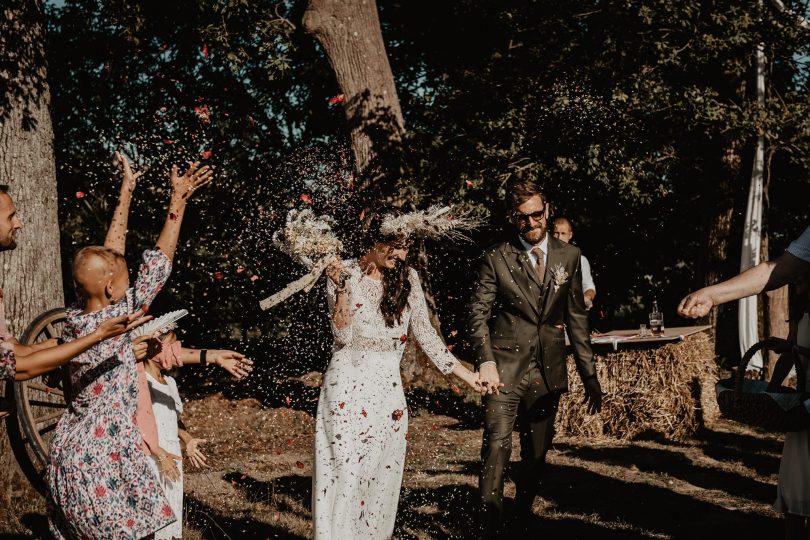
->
[312, 208, 482, 539]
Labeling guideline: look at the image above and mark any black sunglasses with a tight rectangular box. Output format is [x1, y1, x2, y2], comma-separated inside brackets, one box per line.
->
[512, 207, 547, 222]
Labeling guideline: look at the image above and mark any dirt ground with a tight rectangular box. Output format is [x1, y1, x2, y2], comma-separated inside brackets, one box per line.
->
[1, 392, 785, 539]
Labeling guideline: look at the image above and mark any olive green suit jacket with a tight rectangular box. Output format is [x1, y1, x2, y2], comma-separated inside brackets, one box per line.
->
[467, 235, 596, 394]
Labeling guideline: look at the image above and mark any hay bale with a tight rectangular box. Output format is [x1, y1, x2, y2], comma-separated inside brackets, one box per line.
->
[557, 332, 715, 441]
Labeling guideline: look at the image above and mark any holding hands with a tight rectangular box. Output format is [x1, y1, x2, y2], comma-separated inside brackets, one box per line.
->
[477, 362, 505, 396]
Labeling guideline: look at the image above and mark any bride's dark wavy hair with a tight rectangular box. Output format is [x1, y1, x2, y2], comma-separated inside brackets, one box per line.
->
[362, 207, 412, 328]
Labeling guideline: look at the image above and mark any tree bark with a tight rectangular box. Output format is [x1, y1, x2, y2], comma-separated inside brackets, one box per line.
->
[0, 0, 65, 494]
[303, 0, 405, 183]
[698, 143, 745, 364]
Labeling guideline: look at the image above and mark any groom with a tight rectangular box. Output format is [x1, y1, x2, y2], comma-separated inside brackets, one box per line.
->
[468, 180, 602, 536]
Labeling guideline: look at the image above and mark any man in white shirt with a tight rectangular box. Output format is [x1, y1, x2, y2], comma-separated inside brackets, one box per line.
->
[553, 217, 596, 309]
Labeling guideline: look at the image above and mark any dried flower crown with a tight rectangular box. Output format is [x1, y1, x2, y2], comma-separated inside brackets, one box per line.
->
[379, 205, 482, 242]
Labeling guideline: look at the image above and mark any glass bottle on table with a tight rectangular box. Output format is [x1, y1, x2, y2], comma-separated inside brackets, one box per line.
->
[649, 298, 664, 336]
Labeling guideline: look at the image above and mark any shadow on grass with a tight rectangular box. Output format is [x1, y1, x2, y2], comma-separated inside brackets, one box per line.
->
[553, 442, 777, 504]
[185, 493, 308, 540]
[222, 472, 312, 513]
[394, 458, 779, 539]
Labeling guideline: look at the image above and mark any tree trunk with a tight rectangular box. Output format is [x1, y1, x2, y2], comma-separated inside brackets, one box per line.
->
[303, 0, 405, 184]
[0, 0, 65, 494]
[699, 143, 745, 365]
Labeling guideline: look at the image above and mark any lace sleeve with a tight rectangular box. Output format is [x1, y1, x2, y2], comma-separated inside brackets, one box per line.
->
[326, 270, 353, 347]
[407, 269, 458, 375]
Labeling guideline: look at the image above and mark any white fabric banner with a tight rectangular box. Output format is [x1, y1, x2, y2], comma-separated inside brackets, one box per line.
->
[738, 43, 766, 369]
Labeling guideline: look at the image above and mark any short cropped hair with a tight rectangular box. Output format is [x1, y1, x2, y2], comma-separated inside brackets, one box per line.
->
[506, 180, 546, 209]
[553, 216, 573, 231]
[72, 246, 126, 298]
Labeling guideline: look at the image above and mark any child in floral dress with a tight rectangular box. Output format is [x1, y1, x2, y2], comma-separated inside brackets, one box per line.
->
[47, 160, 212, 540]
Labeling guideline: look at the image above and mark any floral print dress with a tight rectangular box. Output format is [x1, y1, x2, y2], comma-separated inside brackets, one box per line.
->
[48, 249, 175, 540]
[0, 288, 16, 380]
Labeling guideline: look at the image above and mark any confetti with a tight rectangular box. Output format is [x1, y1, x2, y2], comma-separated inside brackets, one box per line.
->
[300, 193, 312, 204]
[201, 149, 213, 159]
[295, 461, 305, 469]
[328, 94, 346, 105]
[214, 271, 223, 280]
[391, 409, 403, 421]
[75, 191, 86, 199]
[202, 43, 209, 60]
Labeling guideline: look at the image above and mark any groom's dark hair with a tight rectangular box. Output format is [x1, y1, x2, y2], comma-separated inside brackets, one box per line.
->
[507, 180, 546, 209]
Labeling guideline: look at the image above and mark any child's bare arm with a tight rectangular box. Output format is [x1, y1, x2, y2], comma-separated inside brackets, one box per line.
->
[155, 161, 213, 261]
[105, 152, 141, 254]
[178, 420, 208, 468]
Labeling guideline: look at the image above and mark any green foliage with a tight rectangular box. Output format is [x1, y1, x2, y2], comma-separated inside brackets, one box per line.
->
[44, 0, 810, 372]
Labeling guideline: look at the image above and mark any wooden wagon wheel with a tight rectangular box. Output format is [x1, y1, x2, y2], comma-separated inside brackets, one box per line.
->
[7, 308, 68, 494]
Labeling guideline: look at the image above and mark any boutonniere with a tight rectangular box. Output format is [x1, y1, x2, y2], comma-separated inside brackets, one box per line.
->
[551, 263, 569, 293]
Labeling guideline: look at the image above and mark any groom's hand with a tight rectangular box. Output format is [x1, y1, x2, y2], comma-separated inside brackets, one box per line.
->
[479, 362, 503, 396]
[583, 377, 603, 414]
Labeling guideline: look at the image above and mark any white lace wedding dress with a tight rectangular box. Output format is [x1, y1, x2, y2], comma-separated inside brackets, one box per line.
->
[313, 260, 458, 539]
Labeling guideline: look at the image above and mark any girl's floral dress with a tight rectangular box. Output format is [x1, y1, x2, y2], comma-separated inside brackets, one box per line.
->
[0, 288, 16, 380]
[47, 249, 175, 540]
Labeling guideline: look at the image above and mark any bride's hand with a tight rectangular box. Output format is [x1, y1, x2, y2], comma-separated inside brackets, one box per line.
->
[326, 259, 346, 287]
[459, 367, 485, 395]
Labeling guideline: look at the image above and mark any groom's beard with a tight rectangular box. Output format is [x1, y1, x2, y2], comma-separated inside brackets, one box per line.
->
[520, 224, 545, 244]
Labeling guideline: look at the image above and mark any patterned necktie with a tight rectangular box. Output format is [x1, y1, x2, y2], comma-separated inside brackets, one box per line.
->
[531, 247, 546, 284]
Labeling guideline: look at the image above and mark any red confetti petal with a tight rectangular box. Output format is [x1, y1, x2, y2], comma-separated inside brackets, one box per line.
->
[169, 213, 178, 221]
[141, 304, 149, 313]
[361, 409, 368, 418]
[236, 266, 245, 274]
[355, 303, 363, 309]
[202, 43, 209, 60]
[201, 149, 213, 159]
[399, 335, 407, 343]
[296, 461, 305, 469]
[250, 275, 260, 282]
[359, 209, 365, 221]
[450, 330, 458, 337]
[300, 193, 312, 204]
[451, 384, 461, 395]
[75, 191, 86, 199]
[285, 396, 292, 407]
[391, 409, 403, 421]
[214, 271, 223, 280]
[465, 180, 475, 188]
[338, 402, 345, 409]
[446, 344, 455, 351]
[328, 93, 346, 105]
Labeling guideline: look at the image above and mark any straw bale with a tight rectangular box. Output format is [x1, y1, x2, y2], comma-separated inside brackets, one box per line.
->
[557, 333, 715, 441]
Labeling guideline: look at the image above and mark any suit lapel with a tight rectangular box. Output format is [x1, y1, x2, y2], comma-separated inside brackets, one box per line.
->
[501, 240, 542, 319]
[540, 236, 562, 320]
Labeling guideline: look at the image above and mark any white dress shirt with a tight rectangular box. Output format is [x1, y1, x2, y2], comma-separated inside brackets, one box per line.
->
[581, 255, 596, 294]
[518, 233, 548, 268]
